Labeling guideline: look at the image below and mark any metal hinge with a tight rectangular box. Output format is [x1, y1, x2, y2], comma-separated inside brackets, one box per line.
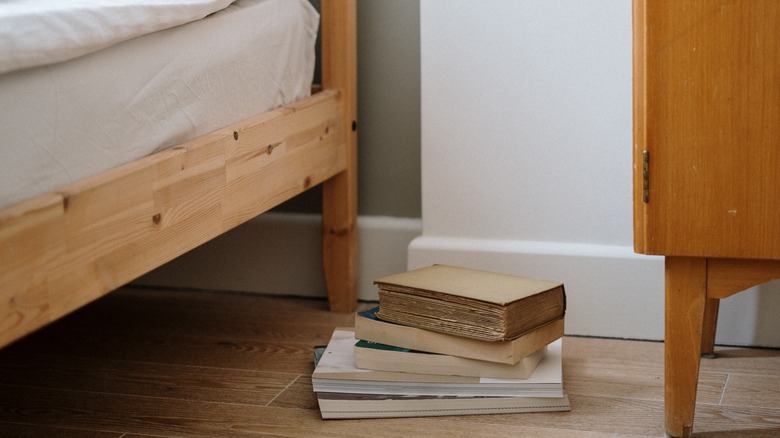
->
[642, 150, 649, 203]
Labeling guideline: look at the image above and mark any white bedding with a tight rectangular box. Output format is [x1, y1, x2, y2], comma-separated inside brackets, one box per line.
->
[0, 0, 319, 209]
[0, 0, 238, 75]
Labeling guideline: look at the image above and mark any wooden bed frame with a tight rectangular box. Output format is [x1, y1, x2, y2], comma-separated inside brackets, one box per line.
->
[0, 0, 358, 349]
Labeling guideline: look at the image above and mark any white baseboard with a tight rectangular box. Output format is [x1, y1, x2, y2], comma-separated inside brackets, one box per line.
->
[408, 235, 780, 347]
[135, 213, 422, 302]
[135, 215, 780, 347]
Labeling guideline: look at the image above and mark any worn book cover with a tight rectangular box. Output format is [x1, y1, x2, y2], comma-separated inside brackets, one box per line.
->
[355, 340, 546, 379]
[355, 306, 564, 365]
[375, 264, 566, 341]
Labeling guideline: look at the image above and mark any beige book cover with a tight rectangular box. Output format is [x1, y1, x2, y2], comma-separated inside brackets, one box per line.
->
[374, 264, 562, 304]
[355, 342, 547, 379]
[354, 307, 564, 365]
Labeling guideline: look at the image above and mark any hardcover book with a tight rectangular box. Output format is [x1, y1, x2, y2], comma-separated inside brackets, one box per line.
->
[354, 340, 546, 379]
[355, 306, 563, 364]
[374, 265, 566, 341]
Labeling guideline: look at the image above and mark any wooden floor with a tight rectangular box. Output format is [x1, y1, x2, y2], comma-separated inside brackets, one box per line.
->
[0, 287, 779, 438]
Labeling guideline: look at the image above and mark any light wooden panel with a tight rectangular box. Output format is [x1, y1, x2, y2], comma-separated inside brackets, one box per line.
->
[632, 0, 648, 254]
[634, 0, 780, 258]
[706, 258, 780, 299]
[0, 90, 346, 348]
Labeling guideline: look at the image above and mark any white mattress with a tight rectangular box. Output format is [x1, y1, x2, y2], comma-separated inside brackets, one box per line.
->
[0, 0, 239, 75]
[0, 0, 319, 209]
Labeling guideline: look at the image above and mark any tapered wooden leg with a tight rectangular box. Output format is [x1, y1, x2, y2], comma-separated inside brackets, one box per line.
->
[665, 256, 707, 438]
[700, 298, 720, 358]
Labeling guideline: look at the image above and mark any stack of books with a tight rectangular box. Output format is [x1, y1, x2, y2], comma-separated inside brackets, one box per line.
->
[312, 264, 568, 419]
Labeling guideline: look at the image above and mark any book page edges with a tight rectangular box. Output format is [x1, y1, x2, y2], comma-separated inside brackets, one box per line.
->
[355, 312, 564, 365]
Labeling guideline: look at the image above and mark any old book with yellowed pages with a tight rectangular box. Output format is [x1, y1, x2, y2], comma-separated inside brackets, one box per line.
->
[374, 265, 566, 341]
[355, 306, 563, 365]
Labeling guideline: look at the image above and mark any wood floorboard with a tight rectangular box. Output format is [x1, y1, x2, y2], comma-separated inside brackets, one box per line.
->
[701, 346, 780, 377]
[0, 352, 299, 405]
[6, 328, 326, 374]
[563, 356, 727, 405]
[0, 423, 123, 438]
[720, 373, 780, 409]
[0, 286, 778, 437]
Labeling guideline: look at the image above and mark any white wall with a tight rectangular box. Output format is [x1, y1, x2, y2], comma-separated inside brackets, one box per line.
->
[414, 0, 780, 347]
[137, 213, 422, 302]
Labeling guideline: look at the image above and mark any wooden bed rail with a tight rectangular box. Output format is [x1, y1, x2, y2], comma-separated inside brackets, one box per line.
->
[0, 89, 348, 348]
[1, 0, 358, 348]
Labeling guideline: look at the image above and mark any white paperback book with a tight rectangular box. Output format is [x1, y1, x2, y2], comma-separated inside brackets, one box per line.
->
[315, 390, 571, 420]
[312, 328, 564, 398]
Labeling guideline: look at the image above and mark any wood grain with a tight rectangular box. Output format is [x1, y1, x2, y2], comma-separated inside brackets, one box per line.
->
[321, 0, 359, 313]
[706, 258, 780, 299]
[633, 2, 780, 436]
[1, 286, 778, 437]
[665, 257, 708, 438]
[0, 90, 346, 349]
[701, 297, 720, 357]
[634, 0, 780, 258]
[0, 0, 359, 348]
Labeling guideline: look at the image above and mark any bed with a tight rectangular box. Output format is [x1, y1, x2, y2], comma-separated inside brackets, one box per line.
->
[0, 0, 358, 348]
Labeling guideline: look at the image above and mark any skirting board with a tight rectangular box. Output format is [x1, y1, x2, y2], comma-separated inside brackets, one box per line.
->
[408, 236, 780, 348]
[135, 212, 422, 303]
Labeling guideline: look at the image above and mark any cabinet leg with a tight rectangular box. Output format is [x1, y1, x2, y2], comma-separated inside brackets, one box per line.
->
[701, 298, 720, 358]
[665, 257, 707, 438]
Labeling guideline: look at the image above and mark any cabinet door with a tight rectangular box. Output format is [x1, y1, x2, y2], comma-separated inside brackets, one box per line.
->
[633, 0, 780, 258]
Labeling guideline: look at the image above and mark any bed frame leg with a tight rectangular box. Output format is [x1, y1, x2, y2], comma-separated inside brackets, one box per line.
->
[323, 172, 357, 312]
[321, 0, 358, 312]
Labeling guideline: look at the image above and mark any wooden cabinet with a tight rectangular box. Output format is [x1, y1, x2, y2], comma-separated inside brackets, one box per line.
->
[634, 0, 780, 259]
[633, 1, 780, 436]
